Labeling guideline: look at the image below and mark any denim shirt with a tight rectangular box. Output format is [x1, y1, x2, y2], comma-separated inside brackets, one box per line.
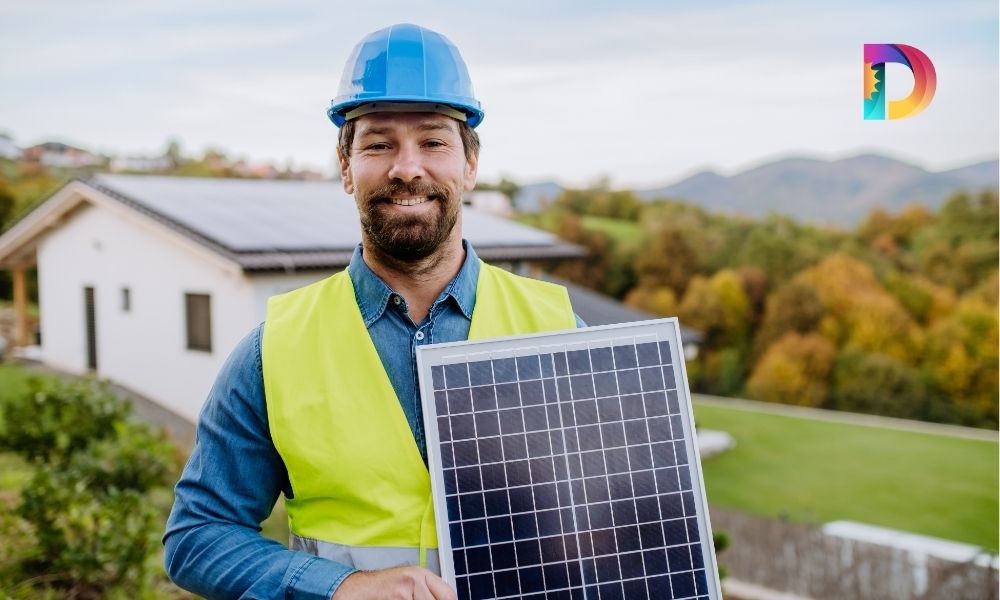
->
[164, 241, 583, 600]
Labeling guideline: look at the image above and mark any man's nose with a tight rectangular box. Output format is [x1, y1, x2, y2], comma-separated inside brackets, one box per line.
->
[387, 145, 425, 182]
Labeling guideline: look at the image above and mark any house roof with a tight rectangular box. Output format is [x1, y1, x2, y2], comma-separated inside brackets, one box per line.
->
[0, 174, 585, 272]
[539, 272, 705, 344]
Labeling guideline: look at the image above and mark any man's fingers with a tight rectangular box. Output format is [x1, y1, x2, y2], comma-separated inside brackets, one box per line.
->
[411, 574, 436, 600]
[424, 572, 458, 600]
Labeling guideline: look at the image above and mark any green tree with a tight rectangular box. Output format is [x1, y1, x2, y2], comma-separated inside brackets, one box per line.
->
[830, 348, 928, 419]
[635, 226, 701, 295]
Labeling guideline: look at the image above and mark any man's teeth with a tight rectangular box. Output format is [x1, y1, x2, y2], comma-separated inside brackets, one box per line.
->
[391, 197, 429, 206]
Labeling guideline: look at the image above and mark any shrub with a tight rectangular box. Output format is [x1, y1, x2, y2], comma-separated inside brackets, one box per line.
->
[0, 377, 177, 598]
[0, 377, 129, 464]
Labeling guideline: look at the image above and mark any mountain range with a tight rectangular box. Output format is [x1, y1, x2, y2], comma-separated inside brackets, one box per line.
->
[514, 154, 999, 226]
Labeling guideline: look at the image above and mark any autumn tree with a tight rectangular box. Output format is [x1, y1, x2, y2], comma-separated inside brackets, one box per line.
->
[544, 212, 613, 292]
[799, 253, 924, 363]
[752, 280, 825, 358]
[921, 294, 999, 426]
[623, 285, 678, 317]
[634, 226, 701, 295]
[746, 332, 836, 407]
[882, 271, 956, 326]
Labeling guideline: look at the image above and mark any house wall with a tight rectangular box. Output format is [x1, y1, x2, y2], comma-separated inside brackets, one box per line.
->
[34, 201, 345, 422]
[36, 202, 257, 422]
[248, 272, 337, 323]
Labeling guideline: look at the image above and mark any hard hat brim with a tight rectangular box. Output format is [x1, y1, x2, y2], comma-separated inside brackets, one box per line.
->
[329, 96, 484, 128]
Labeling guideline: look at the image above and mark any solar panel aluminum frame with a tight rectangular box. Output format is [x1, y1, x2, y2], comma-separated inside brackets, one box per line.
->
[416, 318, 722, 599]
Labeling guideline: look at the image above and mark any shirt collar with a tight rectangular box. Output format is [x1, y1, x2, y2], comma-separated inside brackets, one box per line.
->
[348, 240, 480, 327]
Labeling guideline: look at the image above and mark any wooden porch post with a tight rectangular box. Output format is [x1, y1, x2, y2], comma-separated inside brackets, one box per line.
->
[12, 266, 28, 347]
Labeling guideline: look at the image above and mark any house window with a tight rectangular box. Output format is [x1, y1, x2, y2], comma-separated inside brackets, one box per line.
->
[185, 293, 212, 352]
[122, 287, 131, 312]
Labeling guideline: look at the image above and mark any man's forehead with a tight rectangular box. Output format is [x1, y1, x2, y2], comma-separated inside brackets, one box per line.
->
[354, 112, 461, 137]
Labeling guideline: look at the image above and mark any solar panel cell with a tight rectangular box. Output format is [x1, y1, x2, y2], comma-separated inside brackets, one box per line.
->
[493, 358, 517, 383]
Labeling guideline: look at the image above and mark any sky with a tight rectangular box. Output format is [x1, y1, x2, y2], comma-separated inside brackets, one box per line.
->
[1, 0, 997, 188]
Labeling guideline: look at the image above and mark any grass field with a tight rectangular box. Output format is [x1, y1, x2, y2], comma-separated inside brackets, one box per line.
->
[515, 213, 643, 251]
[580, 215, 642, 249]
[694, 400, 999, 551]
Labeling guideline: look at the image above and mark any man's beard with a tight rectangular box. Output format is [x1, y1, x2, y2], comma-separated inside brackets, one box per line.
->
[358, 180, 461, 261]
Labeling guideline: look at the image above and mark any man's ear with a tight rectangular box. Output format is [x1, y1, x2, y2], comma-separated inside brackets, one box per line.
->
[337, 147, 354, 194]
[463, 153, 479, 192]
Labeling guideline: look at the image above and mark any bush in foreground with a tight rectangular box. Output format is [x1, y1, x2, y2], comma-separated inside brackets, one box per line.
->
[0, 377, 178, 598]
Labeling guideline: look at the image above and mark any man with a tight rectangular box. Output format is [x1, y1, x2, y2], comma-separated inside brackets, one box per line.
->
[164, 23, 581, 600]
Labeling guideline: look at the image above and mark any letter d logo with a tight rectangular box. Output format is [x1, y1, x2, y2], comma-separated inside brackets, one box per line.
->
[864, 44, 937, 120]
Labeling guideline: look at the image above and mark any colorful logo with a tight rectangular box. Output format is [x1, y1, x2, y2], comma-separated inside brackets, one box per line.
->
[864, 44, 937, 120]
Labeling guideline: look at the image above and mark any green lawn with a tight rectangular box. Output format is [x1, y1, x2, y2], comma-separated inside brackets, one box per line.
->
[516, 213, 643, 250]
[580, 215, 642, 248]
[695, 401, 999, 551]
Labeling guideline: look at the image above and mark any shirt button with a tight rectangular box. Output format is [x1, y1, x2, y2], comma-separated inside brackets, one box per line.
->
[393, 296, 401, 305]
[415, 331, 425, 341]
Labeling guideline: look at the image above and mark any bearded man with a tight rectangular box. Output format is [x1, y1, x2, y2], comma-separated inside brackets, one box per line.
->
[164, 23, 581, 600]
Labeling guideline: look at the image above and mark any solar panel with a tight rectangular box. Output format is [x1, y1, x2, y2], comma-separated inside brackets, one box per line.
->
[417, 319, 722, 600]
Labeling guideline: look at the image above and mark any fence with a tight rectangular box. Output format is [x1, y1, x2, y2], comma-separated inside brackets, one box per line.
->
[711, 508, 998, 600]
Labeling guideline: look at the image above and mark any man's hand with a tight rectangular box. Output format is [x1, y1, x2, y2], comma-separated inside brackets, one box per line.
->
[332, 566, 457, 600]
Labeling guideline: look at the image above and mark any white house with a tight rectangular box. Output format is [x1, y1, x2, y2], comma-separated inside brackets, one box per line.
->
[463, 190, 512, 217]
[0, 175, 584, 422]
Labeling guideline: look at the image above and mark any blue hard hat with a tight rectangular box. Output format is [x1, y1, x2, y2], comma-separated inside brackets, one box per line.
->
[328, 23, 485, 128]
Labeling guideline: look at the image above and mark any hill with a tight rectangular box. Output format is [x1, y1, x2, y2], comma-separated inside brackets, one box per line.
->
[514, 155, 998, 225]
[637, 154, 999, 226]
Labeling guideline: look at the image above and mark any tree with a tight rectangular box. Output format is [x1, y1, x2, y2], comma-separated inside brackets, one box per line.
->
[677, 276, 726, 340]
[922, 295, 999, 426]
[882, 271, 956, 325]
[624, 285, 678, 317]
[746, 332, 836, 407]
[708, 269, 751, 345]
[163, 138, 183, 168]
[753, 280, 825, 358]
[634, 226, 701, 295]
[0, 176, 15, 230]
[736, 265, 768, 327]
[800, 253, 923, 363]
[545, 212, 613, 291]
[830, 349, 928, 419]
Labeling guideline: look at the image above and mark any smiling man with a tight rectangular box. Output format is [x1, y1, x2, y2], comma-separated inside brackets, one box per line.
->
[164, 23, 582, 600]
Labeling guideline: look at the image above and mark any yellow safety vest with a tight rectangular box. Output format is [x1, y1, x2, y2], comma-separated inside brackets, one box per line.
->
[262, 260, 575, 571]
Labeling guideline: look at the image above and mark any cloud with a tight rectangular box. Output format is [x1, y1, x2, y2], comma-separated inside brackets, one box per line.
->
[1, 0, 995, 186]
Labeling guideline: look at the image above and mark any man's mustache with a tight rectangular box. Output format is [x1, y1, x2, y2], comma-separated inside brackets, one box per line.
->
[364, 181, 449, 204]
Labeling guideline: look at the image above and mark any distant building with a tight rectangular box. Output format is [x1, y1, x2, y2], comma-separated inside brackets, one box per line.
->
[464, 190, 513, 217]
[0, 175, 584, 421]
[24, 142, 103, 168]
[110, 155, 173, 172]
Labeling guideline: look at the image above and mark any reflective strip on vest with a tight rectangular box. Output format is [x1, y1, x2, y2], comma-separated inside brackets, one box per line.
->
[291, 533, 442, 574]
[263, 259, 576, 568]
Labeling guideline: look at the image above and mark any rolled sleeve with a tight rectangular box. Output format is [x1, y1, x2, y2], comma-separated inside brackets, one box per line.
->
[283, 555, 355, 600]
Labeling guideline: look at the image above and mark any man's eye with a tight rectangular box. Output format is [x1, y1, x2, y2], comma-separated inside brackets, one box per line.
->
[423, 140, 446, 148]
[365, 143, 390, 151]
